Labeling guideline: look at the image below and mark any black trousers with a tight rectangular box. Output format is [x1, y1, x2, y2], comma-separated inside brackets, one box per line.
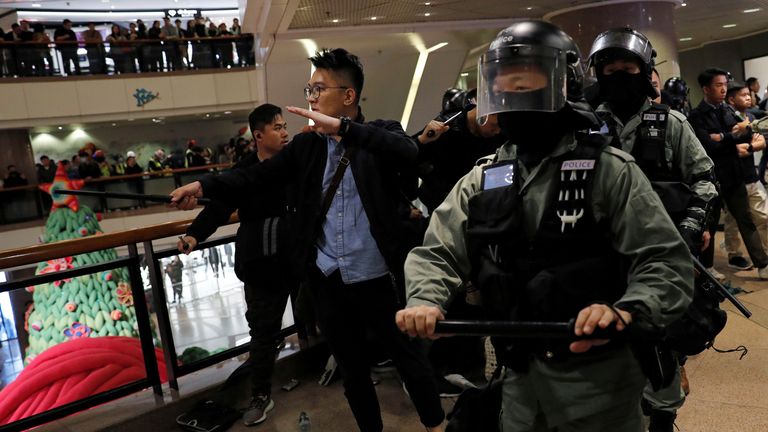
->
[720, 182, 768, 268]
[243, 263, 293, 397]
[309, 267, 444, 431]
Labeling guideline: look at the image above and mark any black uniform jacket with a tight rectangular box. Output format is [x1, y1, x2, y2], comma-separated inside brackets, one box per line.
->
[187, 151, 288, 281]
[198, 112, 418, 285]
[688, 100, 751, 188]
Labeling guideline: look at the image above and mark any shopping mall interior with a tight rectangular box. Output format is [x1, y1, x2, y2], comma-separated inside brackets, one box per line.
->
[1, 0, 768, 431]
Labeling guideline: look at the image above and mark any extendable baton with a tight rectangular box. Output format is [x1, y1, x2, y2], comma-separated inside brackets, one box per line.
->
[55, 189, 212, 205]
[692, 256, 752, 318]
[426, 111, 464, 138]
[433, 319, 623, 340]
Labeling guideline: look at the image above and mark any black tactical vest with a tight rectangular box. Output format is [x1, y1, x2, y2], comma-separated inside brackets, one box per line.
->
[603, 103, 676, 182]
[465, 135, 628, 365]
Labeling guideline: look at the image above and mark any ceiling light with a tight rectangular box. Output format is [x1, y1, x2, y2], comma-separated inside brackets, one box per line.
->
[424, 2, 431, 5]
[58, 126, 63, 130]
[110, 5, 115, 9]
[681, 2, 687, 6]
[370, 16, 377, 20]
[111, 123, 117, 126]
[223, 111, 232, 114]
[743, 8, 762, 13]
[722, 23, 737, 28]
[679, 37, 693, 41]
[332, 19, 339, 23]
[460, 72, 469, 77]
[31, 3, 41, 6]
[526, 6, 534, 10]
[424, 12, 431, 17]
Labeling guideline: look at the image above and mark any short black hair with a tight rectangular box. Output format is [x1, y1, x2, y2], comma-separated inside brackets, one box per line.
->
[40, 155, 49, 161]
[248, 104, 282, 133]
[63, 19, 72, 25]
[309, 48, 364, 103]
[698, 67, 729, 88]
[747, 77, 759, 87]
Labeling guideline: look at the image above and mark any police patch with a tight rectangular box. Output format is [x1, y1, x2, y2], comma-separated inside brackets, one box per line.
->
[561, 160, 595, 170]
[482, 162, 515, 190]
[643, 113, 657, 121]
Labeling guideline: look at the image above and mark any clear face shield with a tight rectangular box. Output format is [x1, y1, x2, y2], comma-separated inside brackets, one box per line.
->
[477, 45, 567, 122]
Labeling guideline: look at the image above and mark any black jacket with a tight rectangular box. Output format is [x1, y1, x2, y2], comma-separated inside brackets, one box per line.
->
[199, 112, 417, 285]
[688, 100, 751, 188]
[187, 151, 288, 282]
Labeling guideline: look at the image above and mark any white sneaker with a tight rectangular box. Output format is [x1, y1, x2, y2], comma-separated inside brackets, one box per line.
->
[706, 267, 727, 283]
[758, 266, 768, 280]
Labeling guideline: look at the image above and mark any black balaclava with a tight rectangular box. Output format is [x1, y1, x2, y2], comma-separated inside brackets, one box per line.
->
[599, 70, 649, 122]
[497, 103, 583, 167]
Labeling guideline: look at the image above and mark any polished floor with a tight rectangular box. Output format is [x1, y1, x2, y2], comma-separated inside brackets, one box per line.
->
[13, 241, 768, 431]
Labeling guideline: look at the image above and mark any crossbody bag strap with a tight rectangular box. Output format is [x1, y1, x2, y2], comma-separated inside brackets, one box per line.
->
[320, 145, 358, 218]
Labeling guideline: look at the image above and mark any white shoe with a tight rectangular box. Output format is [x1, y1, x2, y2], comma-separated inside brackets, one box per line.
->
[758, 266, 768, 280]
[706, 267, 727, 283]
[444, 373, 478, 390]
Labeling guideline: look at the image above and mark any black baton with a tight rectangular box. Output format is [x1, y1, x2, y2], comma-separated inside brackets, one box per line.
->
[55, 189, 212, 205]
[426, 111, 463, 138]
[433, 319, 623, 340]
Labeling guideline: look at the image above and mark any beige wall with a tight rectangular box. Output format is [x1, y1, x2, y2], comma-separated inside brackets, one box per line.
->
[0, 69, 266, 129]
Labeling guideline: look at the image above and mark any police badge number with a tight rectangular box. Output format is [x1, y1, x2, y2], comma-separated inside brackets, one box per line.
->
[482, 162, 515, 190]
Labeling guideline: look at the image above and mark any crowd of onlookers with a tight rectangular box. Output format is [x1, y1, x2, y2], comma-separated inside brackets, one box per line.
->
[1, 134, 259, 189]
[0, 17, 253, 77]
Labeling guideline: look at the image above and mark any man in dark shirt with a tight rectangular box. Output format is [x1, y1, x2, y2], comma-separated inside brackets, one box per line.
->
[36, 155, 56, 184]
[54, 19, 80, 75]
[178, 104, 292, 426]
[688, 68, 768, 279]
[3, 165, 28, 188]
[170, 48, 445, 432]
[723, 82, 768, 271]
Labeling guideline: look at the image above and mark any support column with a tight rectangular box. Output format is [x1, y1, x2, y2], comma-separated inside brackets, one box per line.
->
[546, 0, 682, 81]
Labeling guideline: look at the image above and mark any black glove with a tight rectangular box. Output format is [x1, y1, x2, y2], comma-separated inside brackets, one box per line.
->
[679, 226, 702, 256]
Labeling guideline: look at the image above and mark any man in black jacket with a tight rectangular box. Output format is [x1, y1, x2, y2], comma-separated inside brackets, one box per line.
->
[688, 68, 768, 279]
[171, 48, 445, 432]
[177, 104, 292, 426]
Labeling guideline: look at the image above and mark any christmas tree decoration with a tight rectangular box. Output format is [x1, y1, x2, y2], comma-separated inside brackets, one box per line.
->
[21, 162, 149, 362]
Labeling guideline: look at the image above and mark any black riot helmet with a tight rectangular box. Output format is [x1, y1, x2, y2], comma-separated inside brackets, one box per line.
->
[587, 27, 658, 98]
[442, 88, 466, 114]
[662, 77, 690, 113]
[477, 20, 587, 118]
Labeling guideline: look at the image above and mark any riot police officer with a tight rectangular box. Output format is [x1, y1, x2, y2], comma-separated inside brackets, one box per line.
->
[396, 20, 693, 431]
[588, 27, 717, 432]
[662, 77, 692, 116]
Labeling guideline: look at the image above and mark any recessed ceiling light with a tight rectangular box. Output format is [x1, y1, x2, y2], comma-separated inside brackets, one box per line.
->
[679, 37, 693, 41]
[110, 5, 115, 9]
[526, 6, 534, 10]
[424, 12, 431, 17]
[111, 123, 117, 126]
[460, 72, 469, 77]
[744, 8, 762, 13]
[31, 3, 41, 6]
[425, 2, 431, 5]
[370, 16, 377, 20]
[332, 19, 339, 23]
[58, 126, 63, 130]
[722, 23, 737, 28]
[681, 2, 687, 6]
[223, 111, 232, 115]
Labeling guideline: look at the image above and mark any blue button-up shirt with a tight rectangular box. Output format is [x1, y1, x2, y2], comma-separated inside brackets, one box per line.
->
[315, 135, 389, 283]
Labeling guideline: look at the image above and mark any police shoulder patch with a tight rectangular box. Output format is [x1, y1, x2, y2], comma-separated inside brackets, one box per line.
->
[602, 145, 635, 163]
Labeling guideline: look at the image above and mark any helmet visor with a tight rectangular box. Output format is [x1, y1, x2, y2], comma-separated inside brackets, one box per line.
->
[588, 30, 653, 69]
[477, 45, 567, 117]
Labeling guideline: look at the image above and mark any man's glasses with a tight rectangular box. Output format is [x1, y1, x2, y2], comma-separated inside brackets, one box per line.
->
[303, 85, 348, 100]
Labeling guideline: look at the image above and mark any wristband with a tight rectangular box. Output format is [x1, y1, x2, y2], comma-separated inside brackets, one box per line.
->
[338, 116, 352, 137]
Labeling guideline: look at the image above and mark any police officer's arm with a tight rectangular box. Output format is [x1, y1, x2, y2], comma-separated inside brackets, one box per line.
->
[597, 156, 693, 327]
[396, 168, 480, 338]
